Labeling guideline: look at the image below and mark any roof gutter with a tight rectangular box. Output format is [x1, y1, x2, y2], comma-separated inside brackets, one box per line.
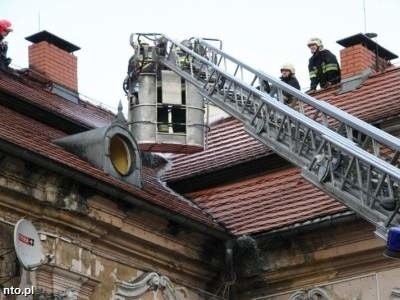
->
[252, 211, 359, 241]
[0, 138, 231, 240]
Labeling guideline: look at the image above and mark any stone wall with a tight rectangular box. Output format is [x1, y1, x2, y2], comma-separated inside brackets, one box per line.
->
[237, 219, 400, 299]
[0, 153, 224, 299]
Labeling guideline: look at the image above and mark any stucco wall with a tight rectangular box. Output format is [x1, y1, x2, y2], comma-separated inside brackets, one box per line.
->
[0, 154, 223, 299]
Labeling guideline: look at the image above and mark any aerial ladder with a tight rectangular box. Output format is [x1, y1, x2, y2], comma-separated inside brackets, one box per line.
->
[126, 33, 400, 243]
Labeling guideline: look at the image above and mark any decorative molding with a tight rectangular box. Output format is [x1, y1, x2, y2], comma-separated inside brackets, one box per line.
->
[289, 287, 331, 300]
[0, 155, 88, 214]
[290, 290, 307, 300]
[392, 287, 400, 298]
[0, 189, 215, 286]
[115, 272, 187, 300]
[34, 287, 78, 300]
[35, 264, 99, 300]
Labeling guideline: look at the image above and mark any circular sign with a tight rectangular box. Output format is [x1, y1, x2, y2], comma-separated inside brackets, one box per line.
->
[13, 219, 45, 270]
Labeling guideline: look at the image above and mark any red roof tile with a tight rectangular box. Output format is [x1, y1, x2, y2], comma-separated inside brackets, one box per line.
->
[0, 70, 114, 128]
[0, 104, 221, 230]
[311, 67, 400, 122]
[186, 167, 346, 235]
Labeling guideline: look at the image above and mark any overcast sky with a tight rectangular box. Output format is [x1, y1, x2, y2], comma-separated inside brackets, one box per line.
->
[1, 0, 399, 112]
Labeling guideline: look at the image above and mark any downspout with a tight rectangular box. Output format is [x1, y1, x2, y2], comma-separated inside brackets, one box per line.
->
[225, 239, 236, 300]
[222, 236, 261, 300]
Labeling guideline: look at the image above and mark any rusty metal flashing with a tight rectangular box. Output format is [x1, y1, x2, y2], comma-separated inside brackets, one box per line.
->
[252, 211, 357, 240]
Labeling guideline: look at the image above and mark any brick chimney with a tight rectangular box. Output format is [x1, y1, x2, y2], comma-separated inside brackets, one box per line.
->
[337, 33, 398, 79]
[25, 31, 80, 92]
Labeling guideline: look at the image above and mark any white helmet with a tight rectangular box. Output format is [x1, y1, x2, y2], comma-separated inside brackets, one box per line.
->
[280, 63, 295, 74]
[307, 37, 323, 47]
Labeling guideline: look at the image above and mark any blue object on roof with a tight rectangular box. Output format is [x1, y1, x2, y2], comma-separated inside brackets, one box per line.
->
[384, 226, 400, 259]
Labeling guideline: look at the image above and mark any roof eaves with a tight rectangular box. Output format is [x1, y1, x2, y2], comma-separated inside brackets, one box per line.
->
[164, 153, 269, 182]
[0, 136, 229, 239]
[252, 211, 356, 240]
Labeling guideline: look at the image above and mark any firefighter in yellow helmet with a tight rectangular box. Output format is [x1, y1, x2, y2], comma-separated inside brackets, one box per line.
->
[307, 37, 340, 92]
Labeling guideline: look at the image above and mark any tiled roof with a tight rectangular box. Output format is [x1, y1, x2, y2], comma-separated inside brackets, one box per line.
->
[2, 63, 399, 236]
[164, 67, 400, 235]
[0, 97, 221, 230]
[164, 67, 400, 182]
[186, 167, 346, 235]
[162, 117, 272, 181]
[312, 67, 400, 122]
[0, 71, 114, 128]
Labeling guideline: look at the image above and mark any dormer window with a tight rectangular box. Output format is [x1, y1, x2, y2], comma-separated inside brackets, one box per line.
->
[109, 134, 134, 176]
[54, 103, 142, 188]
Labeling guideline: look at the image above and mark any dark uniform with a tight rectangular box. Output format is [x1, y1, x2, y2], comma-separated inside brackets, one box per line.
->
[308, 49, 340, 90]
[280, 73, 300, 107]
[0, 36, 11, 69]
[281, 74, 300, 90]
[124, 42, 157, 102]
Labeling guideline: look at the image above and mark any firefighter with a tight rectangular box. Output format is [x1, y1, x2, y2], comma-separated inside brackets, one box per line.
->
[266, 64, 300, 107]
[307, 37, 340, 92]
[280, 63, 300, 90]
[174, 46, 190, 69]
[280, 63, 300, 107]
[0, 19, 13, 69]
[124, 39, 156, 103]
[123, 41, 140, 102]
[155, 36, 168, 57]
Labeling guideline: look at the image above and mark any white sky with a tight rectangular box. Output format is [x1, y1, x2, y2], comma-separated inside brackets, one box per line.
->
[1, 0, 400, 112]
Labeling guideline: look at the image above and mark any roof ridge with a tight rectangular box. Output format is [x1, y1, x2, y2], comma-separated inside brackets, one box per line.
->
[0, 68, 114, 129]
[4, 67, 117, 117]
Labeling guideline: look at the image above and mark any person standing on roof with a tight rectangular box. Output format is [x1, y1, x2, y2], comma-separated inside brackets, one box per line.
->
[307, 37, 340, 92]
[0, 19, 13, 69]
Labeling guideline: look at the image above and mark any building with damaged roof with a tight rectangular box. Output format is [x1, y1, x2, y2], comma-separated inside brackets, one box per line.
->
[0, 29, 400, 299]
